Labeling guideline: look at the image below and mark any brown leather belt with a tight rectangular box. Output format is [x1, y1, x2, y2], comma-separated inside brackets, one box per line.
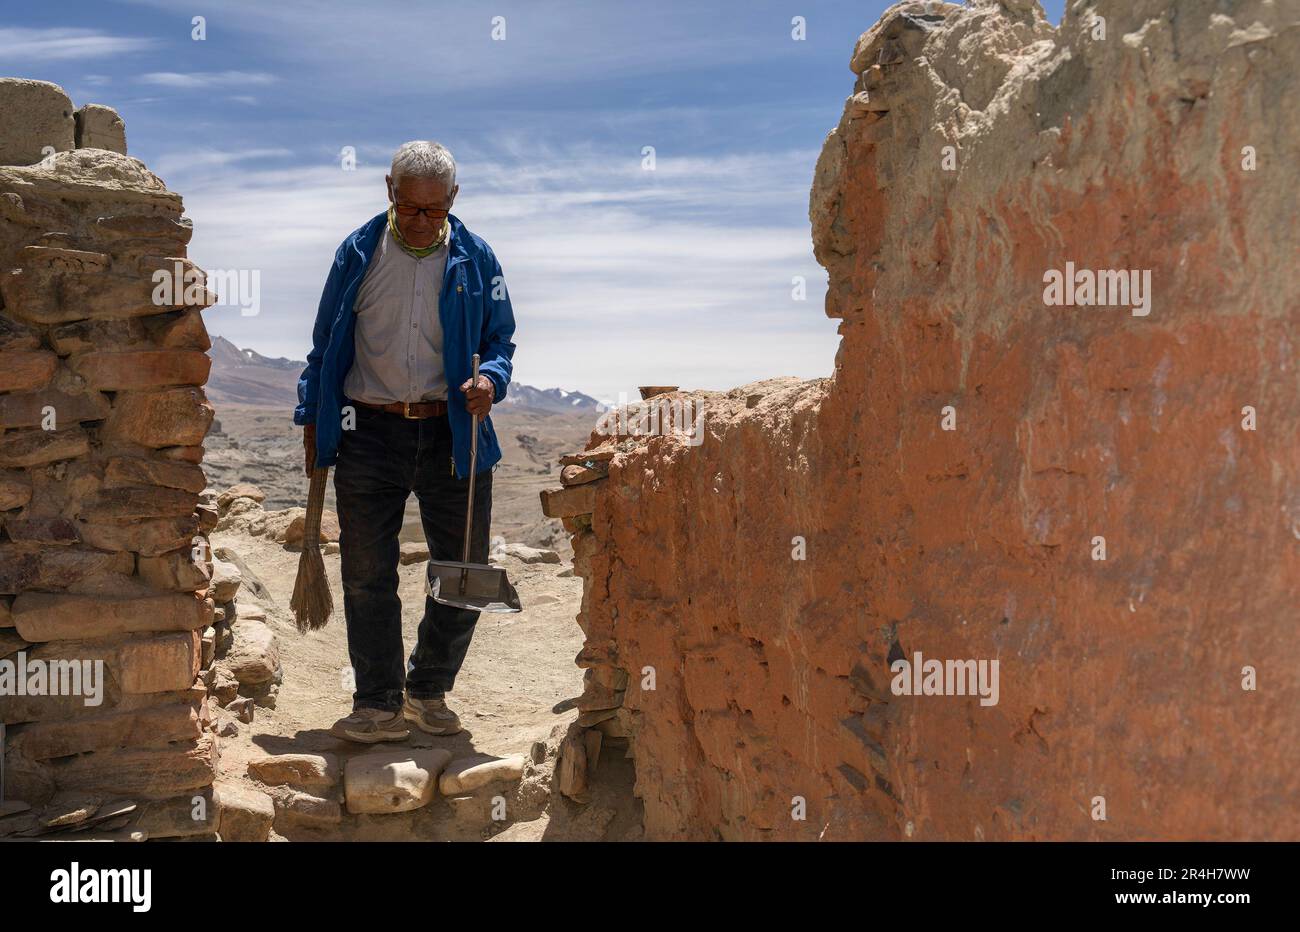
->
[355, 399, 448, 419]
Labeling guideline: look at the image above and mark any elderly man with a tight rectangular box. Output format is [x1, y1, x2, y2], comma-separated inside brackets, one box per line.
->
[294, 141, 516, 743]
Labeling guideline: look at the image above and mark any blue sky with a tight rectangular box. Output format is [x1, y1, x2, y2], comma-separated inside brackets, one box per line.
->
[2, 0, 1064, 400]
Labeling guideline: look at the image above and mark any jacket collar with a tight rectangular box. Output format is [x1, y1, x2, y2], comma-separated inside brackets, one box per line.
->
[352, 211, 468, 268]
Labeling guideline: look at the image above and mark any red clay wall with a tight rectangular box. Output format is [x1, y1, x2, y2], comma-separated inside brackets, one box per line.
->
[555, 0, 1299, 840]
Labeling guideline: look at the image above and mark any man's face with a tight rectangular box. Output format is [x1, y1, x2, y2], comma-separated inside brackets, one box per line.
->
[387, 174, 457, 248]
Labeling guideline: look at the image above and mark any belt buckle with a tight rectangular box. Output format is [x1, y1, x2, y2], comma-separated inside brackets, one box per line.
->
[402, 401, 419, 419]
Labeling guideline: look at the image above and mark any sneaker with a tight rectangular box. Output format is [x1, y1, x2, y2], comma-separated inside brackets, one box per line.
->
[330, 707, 409, 743]
[403, 694, 463, 736]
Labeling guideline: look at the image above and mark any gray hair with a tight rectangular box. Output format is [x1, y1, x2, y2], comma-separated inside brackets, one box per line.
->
[390, 140, 457, 188]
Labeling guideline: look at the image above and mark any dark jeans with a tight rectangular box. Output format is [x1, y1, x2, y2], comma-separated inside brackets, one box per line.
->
[334, 406, 493, 712]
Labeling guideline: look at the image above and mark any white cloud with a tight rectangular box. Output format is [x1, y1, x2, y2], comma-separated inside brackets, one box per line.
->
[0, 27, 155, 60]
[119, 0, 800, 93]
[138, 71, 277, 89]
[152, 147, 294, 177]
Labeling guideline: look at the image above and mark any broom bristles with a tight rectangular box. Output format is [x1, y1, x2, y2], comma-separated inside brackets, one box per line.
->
[291, 465, 334, 632]
[291, 547, 332, 632]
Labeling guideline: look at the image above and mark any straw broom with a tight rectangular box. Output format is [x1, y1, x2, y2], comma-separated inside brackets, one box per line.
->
[290, 464, 333, 632]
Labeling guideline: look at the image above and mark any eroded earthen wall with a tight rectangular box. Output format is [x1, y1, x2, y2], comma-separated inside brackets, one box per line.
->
[549, 0, 1300, 840]
[0, 79, 222, 836]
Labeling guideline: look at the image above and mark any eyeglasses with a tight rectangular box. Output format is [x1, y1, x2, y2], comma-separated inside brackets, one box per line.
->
[393, 201, 451, 219]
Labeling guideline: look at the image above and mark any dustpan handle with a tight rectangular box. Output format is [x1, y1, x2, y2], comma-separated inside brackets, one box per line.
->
[461, 353, 480, 567]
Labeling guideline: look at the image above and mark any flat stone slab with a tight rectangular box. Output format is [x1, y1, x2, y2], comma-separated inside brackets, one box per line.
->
[215, 783, 274, 842]
[500, 544, 561, 564]
[247, 753, 339, 789]
[273, 790, 340, 829]
[438, 754, 527, 796]
[560, 463, 608, 486]
[559, 447, 618, 467]
[12, 590, 211, 641]
[539, 484, 596, 519]
[344, 748, 453, 814]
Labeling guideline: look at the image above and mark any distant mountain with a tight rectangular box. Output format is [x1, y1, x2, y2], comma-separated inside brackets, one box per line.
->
[205, 335, 601, 414]
[209, 338, 301, 372]
[205, 336, 303, 406]
[498, 383, 602, 415]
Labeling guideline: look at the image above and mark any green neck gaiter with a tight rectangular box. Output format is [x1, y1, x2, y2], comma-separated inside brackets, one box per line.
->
[388, 207, 450, 259]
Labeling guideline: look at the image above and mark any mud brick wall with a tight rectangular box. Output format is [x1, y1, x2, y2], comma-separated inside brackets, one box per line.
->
[545, 0, 1300, 840]
[0, 78, 221, 833]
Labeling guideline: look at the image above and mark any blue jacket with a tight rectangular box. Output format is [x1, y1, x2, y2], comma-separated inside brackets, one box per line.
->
[294, 212, 517, 477]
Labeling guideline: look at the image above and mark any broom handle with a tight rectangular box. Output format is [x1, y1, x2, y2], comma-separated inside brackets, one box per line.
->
[304, 464, 329, 550]
[461, 354, 480, 569]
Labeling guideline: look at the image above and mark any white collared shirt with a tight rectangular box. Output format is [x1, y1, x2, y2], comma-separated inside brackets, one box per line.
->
[343, 224, 450, 404]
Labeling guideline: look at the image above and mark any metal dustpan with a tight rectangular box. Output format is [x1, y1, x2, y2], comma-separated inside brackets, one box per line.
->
[425, 353, 522, 614]
[426, 558, 521, 613]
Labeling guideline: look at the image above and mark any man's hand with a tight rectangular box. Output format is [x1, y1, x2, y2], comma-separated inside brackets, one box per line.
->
[303, 423, 317, 476]
[460, 374, 495, 418]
